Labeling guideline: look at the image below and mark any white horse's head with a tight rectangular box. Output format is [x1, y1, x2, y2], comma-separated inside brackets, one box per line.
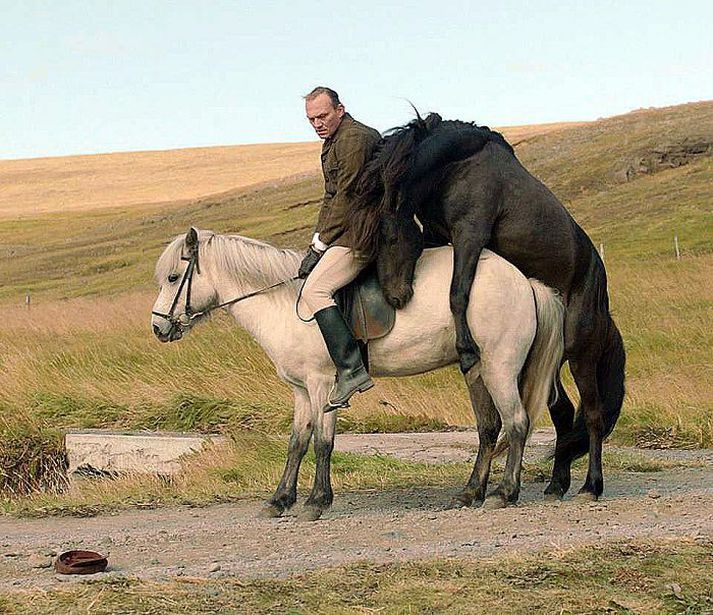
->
[151, 227, 217, 343]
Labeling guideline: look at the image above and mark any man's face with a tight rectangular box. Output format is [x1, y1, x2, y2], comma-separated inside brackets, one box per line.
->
[306, 93, 345, 140]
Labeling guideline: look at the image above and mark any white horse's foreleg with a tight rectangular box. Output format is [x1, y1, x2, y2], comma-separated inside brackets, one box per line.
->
[481, 368, 529, 509]
[450, 370, 502, 508]
[262, 386, 313, 517]
[299, 378, 336, 522]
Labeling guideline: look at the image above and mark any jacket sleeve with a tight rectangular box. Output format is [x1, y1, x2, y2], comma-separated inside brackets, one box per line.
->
[315, 132, 377, 246]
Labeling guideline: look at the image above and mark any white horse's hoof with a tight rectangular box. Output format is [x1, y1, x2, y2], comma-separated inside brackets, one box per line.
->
[258, 504, 284, 518]
[482, 495, 507, 510]
[297, 506, 324, 522]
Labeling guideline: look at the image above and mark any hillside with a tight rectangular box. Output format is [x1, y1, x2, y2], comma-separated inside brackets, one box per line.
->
[0, 142, 320, 218]
[0, 101, 711, 450]
[0, 122, 583, 220]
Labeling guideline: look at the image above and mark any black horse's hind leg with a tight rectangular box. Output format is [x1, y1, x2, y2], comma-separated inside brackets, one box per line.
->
[449, 230, 488, 373]
[263, 387, 313, 517]
[570, 358, 606, 499]
[544, 373, 576, 500]
[450, 373, 501, 508]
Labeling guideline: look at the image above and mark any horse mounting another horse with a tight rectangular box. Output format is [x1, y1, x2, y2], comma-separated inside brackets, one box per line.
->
[152, 228, 564, 520]
[350, 112, 626, 502]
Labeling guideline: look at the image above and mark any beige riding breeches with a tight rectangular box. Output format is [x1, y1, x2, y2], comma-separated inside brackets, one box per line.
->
[299, 247, 368, 319]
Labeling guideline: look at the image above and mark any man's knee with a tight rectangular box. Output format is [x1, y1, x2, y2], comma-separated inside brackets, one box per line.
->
[300, 278, 334, 315]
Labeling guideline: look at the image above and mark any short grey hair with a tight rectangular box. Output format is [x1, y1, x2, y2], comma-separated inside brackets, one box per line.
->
[304, 86, 341, 108]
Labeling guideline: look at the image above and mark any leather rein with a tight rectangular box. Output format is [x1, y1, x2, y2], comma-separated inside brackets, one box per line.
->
[151, 247, 299, 331]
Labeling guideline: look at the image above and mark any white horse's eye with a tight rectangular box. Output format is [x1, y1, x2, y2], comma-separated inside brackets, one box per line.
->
[168, 273, 180, 283]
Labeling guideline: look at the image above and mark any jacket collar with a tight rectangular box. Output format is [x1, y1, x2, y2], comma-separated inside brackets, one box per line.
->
[325, 113, 354, 146]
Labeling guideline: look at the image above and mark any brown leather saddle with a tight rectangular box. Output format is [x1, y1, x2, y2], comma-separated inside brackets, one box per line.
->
[335, 265, 395, 344]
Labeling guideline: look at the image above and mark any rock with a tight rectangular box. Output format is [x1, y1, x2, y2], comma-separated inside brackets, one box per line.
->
[208, 563, 221, 573]
[667, 582, 684, 600]
[28, 554, 53, 569]
[647, 489, 661, 499]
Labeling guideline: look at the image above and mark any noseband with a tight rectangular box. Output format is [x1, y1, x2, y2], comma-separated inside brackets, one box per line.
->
[151, 245, 298, 332]
[151, 246, 202, 330]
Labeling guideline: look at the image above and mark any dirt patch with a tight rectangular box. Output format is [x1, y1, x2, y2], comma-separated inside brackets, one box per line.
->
[1, 431, 711, 590]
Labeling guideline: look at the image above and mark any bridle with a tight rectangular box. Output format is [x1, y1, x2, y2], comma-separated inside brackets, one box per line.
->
[151, 244, 299, 332]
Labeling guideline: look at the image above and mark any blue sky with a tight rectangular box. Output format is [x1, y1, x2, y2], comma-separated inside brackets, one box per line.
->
[2, 0, 711, 159]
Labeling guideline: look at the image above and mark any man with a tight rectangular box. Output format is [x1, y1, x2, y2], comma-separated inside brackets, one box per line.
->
[297, 86, 381, 412]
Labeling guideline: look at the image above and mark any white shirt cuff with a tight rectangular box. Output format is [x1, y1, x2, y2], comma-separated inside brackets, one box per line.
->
[311, 233, 329, 253]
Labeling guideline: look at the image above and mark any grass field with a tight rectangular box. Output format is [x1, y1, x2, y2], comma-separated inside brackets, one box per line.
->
[1, 539, 711, 614]
[0, 102, 711, 501]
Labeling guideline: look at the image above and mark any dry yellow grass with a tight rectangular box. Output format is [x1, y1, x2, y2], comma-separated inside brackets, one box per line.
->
[0, 122, 587, 219]
[0, 142, 321, 218]
[497, 120, 588, 145]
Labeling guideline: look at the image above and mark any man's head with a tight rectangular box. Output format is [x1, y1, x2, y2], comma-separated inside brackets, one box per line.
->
[305, 86, 345, 140]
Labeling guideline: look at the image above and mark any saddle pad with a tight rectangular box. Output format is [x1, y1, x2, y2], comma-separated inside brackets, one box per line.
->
[335, 266, 395, 342]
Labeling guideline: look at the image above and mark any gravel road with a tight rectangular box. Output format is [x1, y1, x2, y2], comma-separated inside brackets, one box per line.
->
[1, 430, 711, 590]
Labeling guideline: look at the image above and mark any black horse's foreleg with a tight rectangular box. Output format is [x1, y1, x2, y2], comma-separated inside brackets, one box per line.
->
[449, 232, 488, 373]
[450, 373, 501, 507]
[544, 373, 576, 500]
[262, 388, 313, 517]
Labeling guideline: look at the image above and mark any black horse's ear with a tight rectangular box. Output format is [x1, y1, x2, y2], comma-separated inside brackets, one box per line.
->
[185, 227, 199, 253]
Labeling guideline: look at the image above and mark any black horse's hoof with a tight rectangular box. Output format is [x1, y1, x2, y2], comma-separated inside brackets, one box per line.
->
[544, 484, 566, 501]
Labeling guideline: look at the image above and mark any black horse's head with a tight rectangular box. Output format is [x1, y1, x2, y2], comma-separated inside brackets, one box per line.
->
[377, 204, 423, 309]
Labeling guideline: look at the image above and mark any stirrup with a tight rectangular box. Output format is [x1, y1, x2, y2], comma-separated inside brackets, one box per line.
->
[322, 376, 374, 413]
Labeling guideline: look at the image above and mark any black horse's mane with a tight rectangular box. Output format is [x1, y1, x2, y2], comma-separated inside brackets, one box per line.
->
[348, 112, 514, 257]
[357, 112, 513, 204]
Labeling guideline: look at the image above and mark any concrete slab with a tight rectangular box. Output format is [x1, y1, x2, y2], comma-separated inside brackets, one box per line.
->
[65, 430, 229, 476]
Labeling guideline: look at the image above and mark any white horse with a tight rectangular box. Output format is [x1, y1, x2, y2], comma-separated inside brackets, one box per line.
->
[151, 228, 564, 520]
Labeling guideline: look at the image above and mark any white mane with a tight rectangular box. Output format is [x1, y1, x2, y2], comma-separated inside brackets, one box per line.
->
[155, 230, 301, 288]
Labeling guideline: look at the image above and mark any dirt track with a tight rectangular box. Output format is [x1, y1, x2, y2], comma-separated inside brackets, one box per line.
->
[1, 431, 711, 590]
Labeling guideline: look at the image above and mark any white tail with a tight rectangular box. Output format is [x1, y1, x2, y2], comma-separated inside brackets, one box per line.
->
[493, 280, 564, 456]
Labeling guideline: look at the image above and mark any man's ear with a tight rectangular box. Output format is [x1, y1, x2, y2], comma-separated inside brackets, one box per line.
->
[186, 227, 199, 254]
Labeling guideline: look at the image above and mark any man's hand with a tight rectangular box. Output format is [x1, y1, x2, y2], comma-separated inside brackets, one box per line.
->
[298, 247, 323, 279]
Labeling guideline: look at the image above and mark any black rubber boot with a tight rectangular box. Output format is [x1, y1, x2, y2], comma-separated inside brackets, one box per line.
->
[314, 306, 374, 412]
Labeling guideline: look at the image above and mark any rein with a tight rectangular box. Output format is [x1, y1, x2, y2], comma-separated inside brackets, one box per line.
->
[151, 248, 298, 330]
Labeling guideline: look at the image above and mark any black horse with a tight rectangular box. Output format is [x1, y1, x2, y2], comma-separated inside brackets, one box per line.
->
[350, 113, 625, 502]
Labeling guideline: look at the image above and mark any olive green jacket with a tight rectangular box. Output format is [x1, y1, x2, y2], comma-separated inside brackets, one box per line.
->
[314, 114, 381, 248]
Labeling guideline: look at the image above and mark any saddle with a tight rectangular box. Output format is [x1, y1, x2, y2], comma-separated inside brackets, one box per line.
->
[335, 265, 395, 343]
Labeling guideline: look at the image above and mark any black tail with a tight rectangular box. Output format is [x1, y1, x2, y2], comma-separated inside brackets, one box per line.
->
[554, 319, 626, 462]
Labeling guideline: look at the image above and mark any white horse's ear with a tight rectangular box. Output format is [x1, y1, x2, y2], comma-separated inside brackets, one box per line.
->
[186, 227, 199, 252]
